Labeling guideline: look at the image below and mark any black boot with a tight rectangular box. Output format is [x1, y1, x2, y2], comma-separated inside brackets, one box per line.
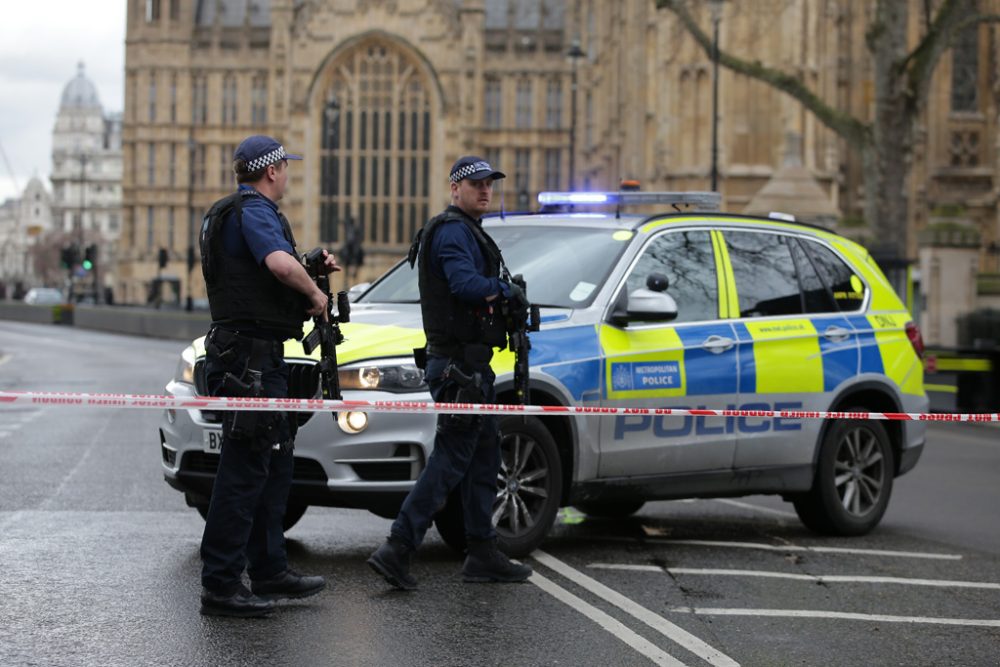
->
[200, 584, 275, 618]
[462, 539, 532, 583]
[251, 569, 326, 600]
[367, 537, 418, 590]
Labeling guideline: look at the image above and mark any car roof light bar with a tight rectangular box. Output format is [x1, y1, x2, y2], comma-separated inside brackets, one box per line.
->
[537, 191, 721, 211]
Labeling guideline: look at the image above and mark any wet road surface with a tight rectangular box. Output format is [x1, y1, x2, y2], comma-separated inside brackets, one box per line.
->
[1, 321, 998, 666]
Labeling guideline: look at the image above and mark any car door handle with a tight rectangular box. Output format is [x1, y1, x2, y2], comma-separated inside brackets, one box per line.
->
[823, 325, 852, 343]
[702, 335, 735, 354]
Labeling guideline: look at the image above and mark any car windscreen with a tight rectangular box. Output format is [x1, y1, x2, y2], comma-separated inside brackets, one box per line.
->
[359, 224, 632, 308]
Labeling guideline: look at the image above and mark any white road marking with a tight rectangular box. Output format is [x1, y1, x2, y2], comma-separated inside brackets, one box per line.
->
[533, 550, 740, 667]
[529, 572, 690, 667]
[668, 607, 1000, 628]
[0, 353, 10, 367]
[594, 536, 962, 560]
[0, 408, 42, 439]
[588, 565, 1000, 590]
[713, 498, 798, 519]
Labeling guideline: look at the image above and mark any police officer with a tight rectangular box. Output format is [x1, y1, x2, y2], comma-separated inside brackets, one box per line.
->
[367, 156, 532, 589]
[198, 135, 338, 617]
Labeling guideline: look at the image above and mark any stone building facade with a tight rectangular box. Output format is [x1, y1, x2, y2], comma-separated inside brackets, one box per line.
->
[51, 63, 124, 250]
[0, 177, 53, 288]
[120, 0, 999, 346]
[119, 0, 574, 304]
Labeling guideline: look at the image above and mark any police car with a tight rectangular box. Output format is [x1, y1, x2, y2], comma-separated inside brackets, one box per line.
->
[159, 190, 927, 557]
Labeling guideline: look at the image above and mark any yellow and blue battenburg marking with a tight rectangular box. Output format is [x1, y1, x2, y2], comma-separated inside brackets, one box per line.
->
[732, 316, 860, 394]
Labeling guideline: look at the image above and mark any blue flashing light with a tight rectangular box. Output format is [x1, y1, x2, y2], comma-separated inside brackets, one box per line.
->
[538, 192, 609, 205]
[537, 190, 722, 212]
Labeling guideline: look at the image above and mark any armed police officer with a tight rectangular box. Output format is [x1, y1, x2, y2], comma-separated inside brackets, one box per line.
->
[367, 156, 531, 589]
[198, 135, 338, 617]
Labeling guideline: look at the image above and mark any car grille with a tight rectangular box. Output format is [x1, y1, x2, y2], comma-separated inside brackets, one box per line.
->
[194, 359, 320, 427]
[182, 451, 328, 482]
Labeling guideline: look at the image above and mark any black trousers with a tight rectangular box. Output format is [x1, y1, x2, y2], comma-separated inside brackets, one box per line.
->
[200, 332, 293, 594]
[390, 355, 500, 550]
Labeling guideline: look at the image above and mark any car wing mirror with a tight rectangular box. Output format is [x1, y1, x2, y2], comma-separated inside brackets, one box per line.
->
[625, 287, 678, 323]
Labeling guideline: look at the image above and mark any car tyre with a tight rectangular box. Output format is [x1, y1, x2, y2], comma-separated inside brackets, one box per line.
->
[433, 415, 563, 559]
[574, 500, 645, 518]
[793, 413, 894, 536]
[195, 502, 308, 532]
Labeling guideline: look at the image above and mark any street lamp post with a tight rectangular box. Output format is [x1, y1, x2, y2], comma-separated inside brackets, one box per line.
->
[709, 0, 724, 192]
[186, 137, 196, 311]
[73, 152, 88, 302]
[566, 39, 585, 192]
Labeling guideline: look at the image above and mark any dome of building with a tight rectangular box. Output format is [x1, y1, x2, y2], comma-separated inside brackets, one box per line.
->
[60, 62, 102, 110]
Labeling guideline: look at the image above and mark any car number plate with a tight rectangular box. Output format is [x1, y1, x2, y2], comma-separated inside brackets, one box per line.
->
[203, 429, 223, 453]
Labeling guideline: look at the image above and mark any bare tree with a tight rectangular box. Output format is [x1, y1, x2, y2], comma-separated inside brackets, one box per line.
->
[657, 0, 998, 264]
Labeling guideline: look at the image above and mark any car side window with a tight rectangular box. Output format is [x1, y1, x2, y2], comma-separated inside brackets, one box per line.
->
[803, 240, 867, 311]
[726, 230, 804, 318]
[625, 230, 717, 323]
[789, 238, 838, 313]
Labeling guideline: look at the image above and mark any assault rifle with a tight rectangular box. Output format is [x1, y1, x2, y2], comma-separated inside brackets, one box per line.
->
[503, 274, 540, 405]
[301, 248, 350, 419]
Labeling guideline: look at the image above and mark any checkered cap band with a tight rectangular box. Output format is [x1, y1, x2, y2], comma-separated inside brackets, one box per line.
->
[246, 146, 287, 172]
[450, 161, 494, 183]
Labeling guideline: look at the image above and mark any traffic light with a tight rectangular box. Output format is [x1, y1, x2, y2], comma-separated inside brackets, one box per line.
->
[60, 244, 79, 269]
[82, 244, 97, 271]
[158, 247, 169, 269]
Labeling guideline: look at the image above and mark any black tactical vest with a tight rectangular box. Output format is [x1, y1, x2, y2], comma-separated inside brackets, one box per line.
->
[200, 190, 308, 339]
[409, 206, 506, 356]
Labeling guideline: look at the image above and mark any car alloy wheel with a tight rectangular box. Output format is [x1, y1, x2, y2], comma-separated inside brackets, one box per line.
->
[833, 425, 886, 518]
[793, 411, 894, 536]
[493, 416, 562, 557]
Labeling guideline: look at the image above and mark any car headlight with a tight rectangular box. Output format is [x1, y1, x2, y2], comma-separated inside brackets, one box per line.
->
[174, 346, 196, 386]
[338, 361, 426, 393]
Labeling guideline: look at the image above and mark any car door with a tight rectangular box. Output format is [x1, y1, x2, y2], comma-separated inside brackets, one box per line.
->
[598, 227, 739, 477]
[721, 229, 860, 470]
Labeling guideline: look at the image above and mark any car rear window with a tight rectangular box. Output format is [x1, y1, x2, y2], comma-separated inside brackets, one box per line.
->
[802, 240, 867, 311]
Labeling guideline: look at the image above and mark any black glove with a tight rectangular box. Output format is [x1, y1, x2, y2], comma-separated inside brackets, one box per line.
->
[505, 281, 529, 316]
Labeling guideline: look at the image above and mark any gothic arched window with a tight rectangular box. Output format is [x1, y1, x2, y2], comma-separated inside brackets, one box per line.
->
[320, 43, 432, 247]
[950, 24, 979, 113]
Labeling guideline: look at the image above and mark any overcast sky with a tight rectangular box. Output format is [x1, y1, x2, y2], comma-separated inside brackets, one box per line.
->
[0, 1, 127, 202]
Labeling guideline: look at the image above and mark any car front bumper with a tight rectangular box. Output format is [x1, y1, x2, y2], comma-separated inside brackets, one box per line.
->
[159, 379, 437, 517]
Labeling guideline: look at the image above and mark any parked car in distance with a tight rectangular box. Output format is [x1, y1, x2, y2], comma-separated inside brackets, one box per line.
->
[23, 287, 64, 305]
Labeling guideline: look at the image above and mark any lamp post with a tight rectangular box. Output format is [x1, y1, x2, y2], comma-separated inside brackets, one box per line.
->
[709, 0, 724, 192]
[566, 39, 585, 192]
[328, 90, 352, 290]
[186, 136, 196, 311]
[72, 152, 88, 302]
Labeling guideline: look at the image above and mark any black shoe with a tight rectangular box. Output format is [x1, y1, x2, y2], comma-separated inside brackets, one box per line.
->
[367, 538, 418, 590]
[462, 540, 532, 583]
[200, 585, 275, 618]
[250, 569, 326, 600]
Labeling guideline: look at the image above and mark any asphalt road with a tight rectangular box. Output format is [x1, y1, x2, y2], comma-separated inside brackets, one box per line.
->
[1, 320, 998, 666]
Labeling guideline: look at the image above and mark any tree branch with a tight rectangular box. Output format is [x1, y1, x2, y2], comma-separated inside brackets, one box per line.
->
[656, 0, 871, 148]
[900, 0, 973, 108]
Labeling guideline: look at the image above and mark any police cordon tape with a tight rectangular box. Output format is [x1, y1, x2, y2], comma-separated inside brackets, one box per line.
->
[1, 390, 998, 422]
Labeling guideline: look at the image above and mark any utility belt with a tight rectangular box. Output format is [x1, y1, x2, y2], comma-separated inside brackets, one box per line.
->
[418, 342, 494, 430]
[423, 341, 494, 365]
[205, 326, 292, 452]
[205, 326, 285, 368]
